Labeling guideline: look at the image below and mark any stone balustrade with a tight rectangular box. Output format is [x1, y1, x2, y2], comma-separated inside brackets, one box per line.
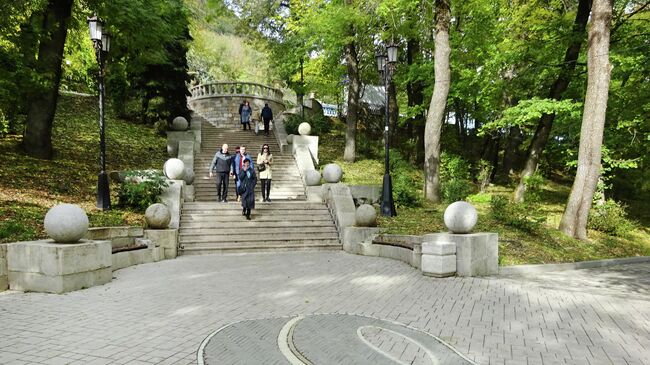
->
[189, 82, 284, 104]
[188, 82, 286, 129]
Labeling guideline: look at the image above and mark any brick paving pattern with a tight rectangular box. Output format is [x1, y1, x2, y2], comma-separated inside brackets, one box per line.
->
[0, 252, 648, 364]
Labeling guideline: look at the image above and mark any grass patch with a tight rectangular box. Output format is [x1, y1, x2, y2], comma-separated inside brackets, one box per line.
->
[318, 122, 650, 265]
[0, 95, 166, 243]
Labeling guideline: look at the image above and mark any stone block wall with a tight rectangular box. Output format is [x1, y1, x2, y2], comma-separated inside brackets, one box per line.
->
[85, 227, 144, 251]
[189, 96, 285, 128]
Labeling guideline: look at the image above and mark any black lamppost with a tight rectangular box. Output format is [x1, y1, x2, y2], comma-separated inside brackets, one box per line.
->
[376, 43, 398, 217]
[88, 15, 111, 210]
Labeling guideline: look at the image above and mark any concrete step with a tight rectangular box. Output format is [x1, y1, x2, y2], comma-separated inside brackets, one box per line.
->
[180, 228, 338, 239]
[179, 222, 336, 232]
[179, 244, 341, 255]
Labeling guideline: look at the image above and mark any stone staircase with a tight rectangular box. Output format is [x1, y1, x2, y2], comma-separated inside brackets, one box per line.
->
[178, 121, 340, 254]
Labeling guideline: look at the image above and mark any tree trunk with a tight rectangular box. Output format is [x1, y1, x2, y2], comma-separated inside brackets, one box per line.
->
[406, 39, 425, 165]
[514, 0, 591, 202]
[559, 0, 612, 240]
[343, 39, 360, 163]
[501, 125, 523, 178]
[22, 0, 74, 159]
[424, 0, 451, 203]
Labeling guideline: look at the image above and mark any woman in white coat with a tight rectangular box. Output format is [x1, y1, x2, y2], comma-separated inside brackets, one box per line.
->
[257, 144, 273, 202]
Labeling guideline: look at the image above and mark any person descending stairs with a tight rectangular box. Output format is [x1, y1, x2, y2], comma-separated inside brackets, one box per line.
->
[178, 119, 341, 254]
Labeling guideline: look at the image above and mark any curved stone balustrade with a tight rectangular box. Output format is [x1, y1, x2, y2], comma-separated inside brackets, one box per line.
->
[188, 81, 286, 131]
[189, 82, 284, 103]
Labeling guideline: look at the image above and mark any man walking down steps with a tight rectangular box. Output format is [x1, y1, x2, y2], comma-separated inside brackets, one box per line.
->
[209, 143, 234, 203]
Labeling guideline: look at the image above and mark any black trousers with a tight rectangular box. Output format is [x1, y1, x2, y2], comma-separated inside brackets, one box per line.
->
[260, 179, 271, 199]
[263, 119, 271, 134]
[215, 172, 229, 200]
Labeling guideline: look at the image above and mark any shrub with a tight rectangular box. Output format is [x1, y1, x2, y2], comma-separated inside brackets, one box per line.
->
[117, 170, 169, 211]
[442, 179, 472, 203]
[588, 199, 637, 237]
[284, 114, 332, 136]
[524, 173, 545, 202]
[388, 150, 421, 206]
[440, 153, 473, 202]
[489, 195, 545, 232]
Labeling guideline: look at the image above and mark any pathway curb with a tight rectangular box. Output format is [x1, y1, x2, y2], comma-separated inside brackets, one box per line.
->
[499, 256, 650, 276]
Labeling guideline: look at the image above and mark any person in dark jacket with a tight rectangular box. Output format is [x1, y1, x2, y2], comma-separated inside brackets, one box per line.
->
[231, 146, 240, 201]
[233, 146, 254, 202]
[260, 103, 273, 136]
[238, 158, 256, 220]
[209, 144, 233, 202]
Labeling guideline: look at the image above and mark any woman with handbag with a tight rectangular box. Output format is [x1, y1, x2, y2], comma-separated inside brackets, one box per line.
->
[257, 143, 273, 202]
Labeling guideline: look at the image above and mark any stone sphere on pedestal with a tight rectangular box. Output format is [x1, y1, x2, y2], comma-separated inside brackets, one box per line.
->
[322, 163, 343, 183]
[183, 168, 194, 185]
[44, 204, 89, 243]
[163, 158, 185, 180]
[145, 203, 171, 229]
[444, 201, 478, 234]
[305, 170, 322, 186]
[298, 122, 311, 136]
[355, 204, 377, 227]
[171, 116, 188, 131]
[287, 134, 294, 144]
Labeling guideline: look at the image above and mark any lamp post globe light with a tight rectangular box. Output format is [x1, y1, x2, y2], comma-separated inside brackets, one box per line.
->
[377, 43, 397, 217]
[87, 15, 111, 210]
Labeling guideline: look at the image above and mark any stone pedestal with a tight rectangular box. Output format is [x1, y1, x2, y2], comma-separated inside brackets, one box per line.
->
[424, 233, 498, 277]
[0, 244, 8, 291]
[7, 240, 112, 294]
[421, 241, 456, 277]
[144, 229, 178, 259]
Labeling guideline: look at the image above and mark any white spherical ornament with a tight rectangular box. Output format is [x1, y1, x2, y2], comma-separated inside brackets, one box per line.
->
[44, 204, 89, 243]
[163, 158, 185, 180]
[355, 204, 377, 227]
[287, 134, 295, 144]
[444, 201, 478, 234]
[305, 170, 322, 186]
[322, 163, 343, 183]
[171, 116, 188, 131]
[298, 122, 311, 136]
[145, 203, 171, 229]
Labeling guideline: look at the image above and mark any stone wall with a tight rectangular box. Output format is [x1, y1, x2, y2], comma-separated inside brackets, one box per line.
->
[86, 226, 144, 251]
[189, 96, 285, 128]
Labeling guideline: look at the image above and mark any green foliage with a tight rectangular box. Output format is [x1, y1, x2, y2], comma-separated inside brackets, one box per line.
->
[117, 171, 169, 212]
[284, 114, 332, 136]
[440, 153, 473, 203]
[479, 98, 582, 135]
[588, 200, 637, 237]
[489, 195, 545, 233]
[523, 173, 545, 203]
[389, 150, 421, 206]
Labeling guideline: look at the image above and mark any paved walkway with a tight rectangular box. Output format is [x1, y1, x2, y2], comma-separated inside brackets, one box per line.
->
[0, 252, 648, 365]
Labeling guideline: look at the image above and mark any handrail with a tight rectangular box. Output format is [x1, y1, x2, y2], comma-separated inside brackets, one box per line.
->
[188, 82, 284, 103]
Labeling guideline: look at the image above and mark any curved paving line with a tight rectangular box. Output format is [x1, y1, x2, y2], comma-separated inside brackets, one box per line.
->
[197, 313, 475, 365]
[356, 325, 440, 365]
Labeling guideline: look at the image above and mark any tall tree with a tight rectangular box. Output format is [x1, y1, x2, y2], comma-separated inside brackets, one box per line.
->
[343, 37, 361, 162]
[22, 0, 74, 159]
[559, 0, 613, 239]
[513, 0, 592, 202]
[424, 0, 451, 202]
